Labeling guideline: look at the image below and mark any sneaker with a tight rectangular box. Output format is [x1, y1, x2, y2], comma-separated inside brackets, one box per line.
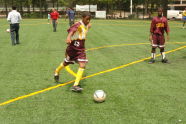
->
[148, 58, 155, 64]
[71, 86, 83, 92]
[162, 58, 169, 63]
[54, 75, 59, 82]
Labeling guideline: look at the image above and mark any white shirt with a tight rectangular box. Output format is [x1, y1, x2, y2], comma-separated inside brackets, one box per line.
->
[7, 10, 22, 24]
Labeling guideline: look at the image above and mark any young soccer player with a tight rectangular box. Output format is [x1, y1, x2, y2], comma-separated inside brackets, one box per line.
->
[54, 12, 91, 92]
[149, 8, 170, 64]
[47, 12, 51, 24]
[182, 8, 186, 29]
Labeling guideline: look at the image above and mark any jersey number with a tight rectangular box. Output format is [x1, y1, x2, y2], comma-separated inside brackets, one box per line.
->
[74, 41, 80, 47]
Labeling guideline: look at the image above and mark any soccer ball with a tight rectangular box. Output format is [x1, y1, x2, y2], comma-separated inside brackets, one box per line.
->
[6, 29, 10, 32]
[93, 90, 106, 103]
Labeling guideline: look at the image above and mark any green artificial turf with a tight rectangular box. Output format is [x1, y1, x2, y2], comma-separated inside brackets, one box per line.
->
[0, 19, 185, 124]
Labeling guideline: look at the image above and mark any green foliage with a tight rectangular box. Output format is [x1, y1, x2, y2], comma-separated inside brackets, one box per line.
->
[23, 12, 41, 18]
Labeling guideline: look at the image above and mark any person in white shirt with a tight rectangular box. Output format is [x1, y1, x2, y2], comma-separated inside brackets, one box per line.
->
[7, 6, 22, 45]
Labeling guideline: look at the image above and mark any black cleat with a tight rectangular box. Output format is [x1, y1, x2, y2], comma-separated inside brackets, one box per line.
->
[162, 58, 169, 63]
[148, 58, 155, 64]
[71, 86, 83, 92]
[54, 75, 59, 82]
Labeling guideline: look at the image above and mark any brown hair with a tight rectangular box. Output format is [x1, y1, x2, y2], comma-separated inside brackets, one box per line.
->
[82, 12, 91, 18]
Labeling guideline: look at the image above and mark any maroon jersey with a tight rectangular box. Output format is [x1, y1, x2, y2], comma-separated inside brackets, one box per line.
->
[150, 16, 170, 35]
[67, 21, 89, 51]
[65, 21, 89, 64]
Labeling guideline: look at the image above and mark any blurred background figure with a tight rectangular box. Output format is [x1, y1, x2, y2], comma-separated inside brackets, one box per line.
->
[66, 7, 75, 26]
[50, 8, 59, 32]
[7, 6, 22, 46]
[47, 11, 51, 24]
[182, 8, 186, 29]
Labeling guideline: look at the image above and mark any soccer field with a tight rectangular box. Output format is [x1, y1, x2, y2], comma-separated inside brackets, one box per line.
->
[0, 19, 186, 124]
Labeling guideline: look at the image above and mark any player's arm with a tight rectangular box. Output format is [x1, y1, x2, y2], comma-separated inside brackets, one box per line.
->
[18, 13, 22, 21]
[7, 13, 11, 22]
[66, 31, 74, 44]
[66, 23, 79, 44]
[149, 19, 155, 43]
[56, 13, 59, 24]
[165, 19, 170, 42]
[87, 23, 91, 29]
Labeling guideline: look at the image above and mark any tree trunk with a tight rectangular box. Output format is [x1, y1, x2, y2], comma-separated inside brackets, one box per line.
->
[52, 0, 55, 8]
[39, 0, 42, 18]
[20, 0, 23, 15]
[57, 0, 58, 10]
[4, 0, 8, 17]
[32, 1, 35, 12]
[162, 0, 168, 17]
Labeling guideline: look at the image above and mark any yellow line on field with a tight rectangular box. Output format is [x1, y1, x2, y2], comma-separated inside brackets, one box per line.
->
[86, 43, 148, 51]
[86, 42, 186, 51]
[0, 45, 185, 106]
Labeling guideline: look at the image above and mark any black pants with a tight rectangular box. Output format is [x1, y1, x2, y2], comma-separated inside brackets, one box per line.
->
[10, 23, 20, 45]
[69, 19, 74, 26]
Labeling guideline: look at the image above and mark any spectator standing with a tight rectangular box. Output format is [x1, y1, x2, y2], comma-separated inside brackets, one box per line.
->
[7, 6, 22, 45]
[50, 8, 59, 32]
[66, 8, 75, 26]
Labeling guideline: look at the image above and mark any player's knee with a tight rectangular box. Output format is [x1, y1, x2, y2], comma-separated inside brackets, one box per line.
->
[79, 63, 86, 69]
[151, 48, 156, 53]
[160, 47, 165, 52]
[63, 62, 69, 66]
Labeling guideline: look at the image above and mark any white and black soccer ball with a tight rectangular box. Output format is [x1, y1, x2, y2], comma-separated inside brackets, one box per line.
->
[93, 90, 106, 103]
[6, 29, 10, 33]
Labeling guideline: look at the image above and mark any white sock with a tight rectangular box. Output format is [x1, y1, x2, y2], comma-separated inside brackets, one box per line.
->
[161, 52, 166, 59]
[151, 53, 155, 59]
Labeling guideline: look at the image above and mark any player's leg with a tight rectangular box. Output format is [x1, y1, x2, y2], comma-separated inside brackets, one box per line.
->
[52, 20, 56, 32]
[149, 34, 157, 64]
[15, 24, 20, 44]
[54, 62, 67, 82]
[149, 47, 156, 64]
[65, 66, 77, 77]
[183, 20, 186, 29]
[54, 52, 76, 82]
[71, 62, 86, 92]
[10, 24, 16, 45]
[159, 35, 168, 63]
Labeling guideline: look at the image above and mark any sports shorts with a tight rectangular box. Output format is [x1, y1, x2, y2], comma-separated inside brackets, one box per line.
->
[151, 34, 165, 48]
[64, 46, 88, 64]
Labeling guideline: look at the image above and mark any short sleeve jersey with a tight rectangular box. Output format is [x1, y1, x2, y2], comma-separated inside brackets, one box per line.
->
[67, 21, 89, 50]
[150, 16, 170, 35]
[67, 10, 75, 20]
[50, 11, 59, 20]
[183, 11, 186, 17]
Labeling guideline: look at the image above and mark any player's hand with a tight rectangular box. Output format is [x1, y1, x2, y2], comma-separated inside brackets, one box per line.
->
[88, 23, 91, 29]
[166, 35, 170, 42]
[149, 35, 152, 42]
[66, 38, 71, 44]
[56, 20, 58, 24]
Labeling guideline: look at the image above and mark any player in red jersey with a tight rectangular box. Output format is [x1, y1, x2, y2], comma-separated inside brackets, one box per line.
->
[149, 8, 170, 64]
[54, 12, 91, 92]
[50, 8, 59, 32]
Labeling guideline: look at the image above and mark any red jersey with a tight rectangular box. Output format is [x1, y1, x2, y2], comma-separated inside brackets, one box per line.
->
[150, 16, 170, 35]
[50, 11, 59, 20]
